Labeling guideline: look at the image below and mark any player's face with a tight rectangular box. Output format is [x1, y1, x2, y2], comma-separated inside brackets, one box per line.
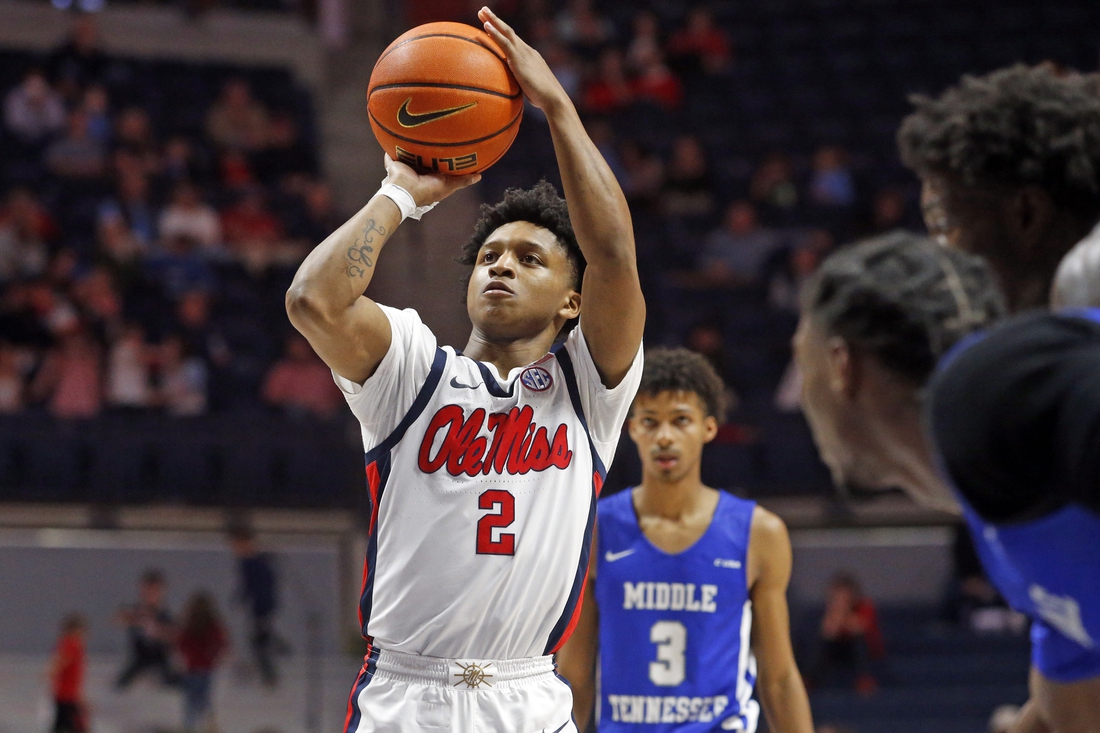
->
[628, 390, 717, 484]
[466, 221, 581, 341]
[793, 315, 882, 492]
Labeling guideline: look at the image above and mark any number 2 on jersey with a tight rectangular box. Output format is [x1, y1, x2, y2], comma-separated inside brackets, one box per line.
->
[476, 490, 515, 555]
[650, 620, 687, 686]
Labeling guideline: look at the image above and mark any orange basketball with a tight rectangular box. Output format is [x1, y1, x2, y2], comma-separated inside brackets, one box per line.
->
[367, 22, 524, 176]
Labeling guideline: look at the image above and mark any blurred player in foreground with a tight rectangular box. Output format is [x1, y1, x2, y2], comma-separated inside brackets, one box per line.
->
[558, 348, 812, 733]
[286, 7, 644, 732]
[899, 64, 1100, 313]
[795, 231, 1100, 733]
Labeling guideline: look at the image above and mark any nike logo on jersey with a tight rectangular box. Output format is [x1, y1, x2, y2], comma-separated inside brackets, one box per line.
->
[449, 376, 482, 390]
[605, 548, 636, 562]
[397, 98, 478, 128]
[623, 581, 718, 613]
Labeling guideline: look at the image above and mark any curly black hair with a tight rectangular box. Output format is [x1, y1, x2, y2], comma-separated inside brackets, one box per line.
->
[898, 64, 1100, 225]
[459, 181, 585, 290]
[634, 347, 727, 420]
[804, 231, 1006, 385]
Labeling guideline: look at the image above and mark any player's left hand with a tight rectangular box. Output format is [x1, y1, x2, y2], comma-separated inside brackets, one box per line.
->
[478, 7, 570, 113]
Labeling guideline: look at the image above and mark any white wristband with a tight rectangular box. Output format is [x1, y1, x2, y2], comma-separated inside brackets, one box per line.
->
[375, 181, 439, 222]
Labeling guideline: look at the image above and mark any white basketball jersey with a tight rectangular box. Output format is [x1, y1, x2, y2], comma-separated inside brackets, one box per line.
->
[336, 306, 642, 660]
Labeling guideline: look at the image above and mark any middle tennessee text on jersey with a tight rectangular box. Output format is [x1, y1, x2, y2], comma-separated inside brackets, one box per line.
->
[596, 489, 760, 732]
[360, 344, 608, 661]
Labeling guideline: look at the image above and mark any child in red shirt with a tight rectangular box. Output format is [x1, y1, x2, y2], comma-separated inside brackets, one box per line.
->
[51, 614, 87, 733]
[177, 592, 228, 732]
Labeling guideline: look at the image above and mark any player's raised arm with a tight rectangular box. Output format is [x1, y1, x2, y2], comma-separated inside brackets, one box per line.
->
[285, 157, 479, 384]
[747, 508, 814, 733]
[479, 7, 645, 388]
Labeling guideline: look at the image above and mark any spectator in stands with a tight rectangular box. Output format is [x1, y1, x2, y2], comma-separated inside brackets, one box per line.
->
[163, 136, 212, 185]
[660, 135, 715, 219]
[72, 266, 123, 341]
[96, 213, 145, 277]
[0, 188, 56, 282]
[49, 613, 87, 733]
[625, 11, 662, 74]
[175, 290, 230, 370]
[114, 568, 180, 689]
[47, 14, 108, 98]
[145, 235, 216, 300]
[159, 182, 223, 251]
[630, 48, 684, 111]
[156, 334, 207, 416]
[3, 69, 66, 146]
[250, 112, 317, 184]
[29, 326, 103, 419]
[220, 187, 284, 267]
[114, 107, 160, 178]
[750, 152, 800, 218]
[809, 145, 856, 207]
[45, 109, 107, 181]
[0, 342, 26, 413]
[287, 180, 341, 245]
[556, 0, 615, 58]
[542, 41, 582, 102]
[80, 85, 112, 146]
[176, 592, 227, 733]
[769, 236, 828, 312]
[810, 573, 884, 694]
[862, 186, 908, 236]
[205, 78, 270, 152]
[229, 528, 283, 686]
[698, 200, 784, 285]
[262, 332, 342, 419]
[106, 323, 153, 410]
[99, 171, 157, 248]
[667, 6, 732, 75]
[582, 48, 633, 115]
[619, 139, 665, 208]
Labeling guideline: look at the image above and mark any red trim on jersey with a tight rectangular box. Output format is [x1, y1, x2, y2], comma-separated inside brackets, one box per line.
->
[593, 471, 604, 497]
[343, 663, 367, 733]
[549, 565, 591, 654]
[358, 462, 382, 631]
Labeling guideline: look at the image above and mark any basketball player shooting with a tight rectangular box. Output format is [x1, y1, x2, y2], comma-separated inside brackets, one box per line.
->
[558, 349, 813, 733]
[286, 7, 645, 733]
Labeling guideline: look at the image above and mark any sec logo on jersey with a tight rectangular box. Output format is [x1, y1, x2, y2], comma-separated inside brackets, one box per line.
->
[521, 366, 553, 392]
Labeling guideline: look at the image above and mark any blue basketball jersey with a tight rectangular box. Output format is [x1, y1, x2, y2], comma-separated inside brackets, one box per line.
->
[595, 489, 759, 731]
[942, 307, 1100, 682]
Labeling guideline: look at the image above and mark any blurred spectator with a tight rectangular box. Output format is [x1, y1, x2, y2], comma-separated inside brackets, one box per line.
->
[96, 213, 145, 276]
[80, 85, 112, 145]
[113, 107, 160, 177]
[809, 145, 856, 207]
[630, 49, 684, 111]
[583, 48, 633, 115]
[159, 182, 223, 251]
[250, 112, 317, 184]
[50, 613, 87, 733]
[175, 290, 230, 370]
[0, 342, 26, 413]
[176, 592, 228, 733]
[205, 78, 270, 152]
[660, 135, 714, 218]
[47, 15, 108, 97]
[542, 41, 582, 102]
[230, 528, 283, 686]
[71, 266, 124, 341]
[30, 327, 103, 419]
[697, 201, 783, 285]
[556, 0, 615, 58]
[45, 109, 107, 181]
[106, 323, 153, 409]
[157, 334, 207, 416]
[163, 136, 212, 185]
[114, 569, 180, 689]
[864, 187, 908, 235]
[99, 171, 157, 247]
[810, 573, 884, 693]
[221, 188, 285, 267]
[3, 69, 66, 145]
[287, 180, 341, 245]
[262, 333, 342, 419]
[626, 11, 662, 74]
[750, 152, 799, 216]
[145, 235, 216, 299]
[667, 6, 732, 75]
[619, 139, 664, 207]
[0, 188, 56, 282]
[768, 229, 831, 311]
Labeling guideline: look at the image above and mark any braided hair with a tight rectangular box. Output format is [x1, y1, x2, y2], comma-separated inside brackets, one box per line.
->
[898, 64, 1100, 226]
[803, 231, 1006, 384]
[633, 347, 727, 420]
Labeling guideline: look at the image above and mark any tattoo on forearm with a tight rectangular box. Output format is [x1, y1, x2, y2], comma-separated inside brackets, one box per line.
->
[346, 219, 386, 278]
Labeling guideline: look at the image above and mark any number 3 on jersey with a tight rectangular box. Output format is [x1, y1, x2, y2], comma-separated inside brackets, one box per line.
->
[477, 490, 515, 555]
[650, 620, 687, 686]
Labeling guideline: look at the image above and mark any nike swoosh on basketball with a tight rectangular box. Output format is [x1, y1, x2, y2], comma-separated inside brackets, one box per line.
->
[605, 548, 636, 562]
[450, 376, 482, 390]
[397, 98, 478, 128]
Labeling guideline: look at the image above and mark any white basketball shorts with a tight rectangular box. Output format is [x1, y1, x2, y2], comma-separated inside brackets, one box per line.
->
[343, 648, 579, 733]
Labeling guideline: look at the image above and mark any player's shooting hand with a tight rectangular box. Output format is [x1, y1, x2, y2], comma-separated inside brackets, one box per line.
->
[383, 154, 481, 208]
[479, 7, 570, 113]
